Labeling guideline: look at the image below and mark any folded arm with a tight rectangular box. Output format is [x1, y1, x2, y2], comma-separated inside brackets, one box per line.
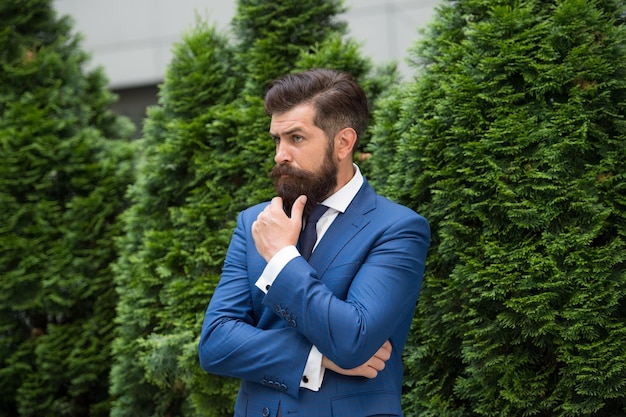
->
[262, 212, 429, 369]
[198, 210, 313, 398]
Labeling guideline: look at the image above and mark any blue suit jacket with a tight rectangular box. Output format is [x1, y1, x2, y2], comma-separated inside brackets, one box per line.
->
[199, 180, 430, 417]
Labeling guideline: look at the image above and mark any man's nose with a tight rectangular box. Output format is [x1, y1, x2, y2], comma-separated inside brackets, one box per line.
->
[274, 142, 292, 164]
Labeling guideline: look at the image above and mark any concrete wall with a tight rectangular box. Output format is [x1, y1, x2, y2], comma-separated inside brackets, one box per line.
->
[53, 0, 440, 89]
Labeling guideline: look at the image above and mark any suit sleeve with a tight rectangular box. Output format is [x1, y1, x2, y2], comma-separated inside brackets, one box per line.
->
[198, 210, 312, 399]
[262, 209, 430, 369]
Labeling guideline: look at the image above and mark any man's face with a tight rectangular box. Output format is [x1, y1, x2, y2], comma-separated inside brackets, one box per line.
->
[269, 103, 338, 217]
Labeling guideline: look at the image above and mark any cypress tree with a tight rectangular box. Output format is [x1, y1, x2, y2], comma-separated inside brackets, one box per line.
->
[110, 1, 396, 416]
[0, 1, 136, 416]
[109, 22, 240, 417]
[368, 0, 626, 415]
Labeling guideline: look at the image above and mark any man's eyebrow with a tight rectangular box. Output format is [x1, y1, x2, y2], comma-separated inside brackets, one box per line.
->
[269, 126, 307, 136]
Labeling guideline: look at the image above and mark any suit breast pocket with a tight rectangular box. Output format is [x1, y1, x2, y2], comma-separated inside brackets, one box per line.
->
[321, 262, 361, 299]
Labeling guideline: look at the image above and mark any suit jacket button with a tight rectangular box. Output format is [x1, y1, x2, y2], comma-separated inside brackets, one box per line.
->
[262, 406, 270, 417]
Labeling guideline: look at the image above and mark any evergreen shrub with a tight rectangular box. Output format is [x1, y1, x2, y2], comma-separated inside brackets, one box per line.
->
[368, 0, 626, 415]
[0, 1, 136, 416]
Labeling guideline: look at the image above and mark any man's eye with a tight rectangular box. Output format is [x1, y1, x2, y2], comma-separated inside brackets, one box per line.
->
[293, 135, 303, 143]
[272, 136, 280, 144]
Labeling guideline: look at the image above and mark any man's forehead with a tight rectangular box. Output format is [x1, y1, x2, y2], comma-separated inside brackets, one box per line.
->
[269, 105, 316, 135]
[269, 122, 309, 136]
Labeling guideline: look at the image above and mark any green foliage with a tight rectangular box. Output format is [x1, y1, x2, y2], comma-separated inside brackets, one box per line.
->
[109, 1, 398, 416]
[232, 0, 347, 95]
[0, 1, 136, 416]
[368, 0, 626, 415]
[109, 23, 240, 417]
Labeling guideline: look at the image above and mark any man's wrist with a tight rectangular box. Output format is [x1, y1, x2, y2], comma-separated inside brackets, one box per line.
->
[254, 245, 299, 293]
[300, 345, 325, 391]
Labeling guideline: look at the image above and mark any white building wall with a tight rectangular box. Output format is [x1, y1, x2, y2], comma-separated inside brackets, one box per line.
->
[53, 0, 440, 89]
[345, 0, 438, 78]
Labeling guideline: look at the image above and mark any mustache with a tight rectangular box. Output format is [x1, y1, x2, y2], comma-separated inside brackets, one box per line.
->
[270, 164, 309, 180]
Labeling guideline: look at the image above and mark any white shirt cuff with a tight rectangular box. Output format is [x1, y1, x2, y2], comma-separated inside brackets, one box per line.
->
[300, 345, 325, 391]
[255, 245, 300, 293]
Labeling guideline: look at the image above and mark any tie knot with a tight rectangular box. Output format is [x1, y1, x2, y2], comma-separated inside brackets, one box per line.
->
[307, 204, 328, 224]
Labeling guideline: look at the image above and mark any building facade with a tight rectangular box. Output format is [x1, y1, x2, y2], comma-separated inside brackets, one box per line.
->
[53, 0, 439, 134]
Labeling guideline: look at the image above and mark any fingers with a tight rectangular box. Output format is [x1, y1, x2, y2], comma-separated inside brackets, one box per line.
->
[370, 340, 392, 362]
[359, 357, 384, 379]
[366, 340, 393, 378]
[321, 341, 393, 379]
[368, 356, 386, 372]
[360, 366, 379, 379]
[252, 196, 302, 260]
[269, 196, 284, 211]
[360, 341, 393, 379]
[377, 340, 392, 361]
[255, 197, 282, 223]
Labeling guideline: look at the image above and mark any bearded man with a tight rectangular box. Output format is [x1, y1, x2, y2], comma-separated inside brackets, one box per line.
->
[199, 68, 430, 417]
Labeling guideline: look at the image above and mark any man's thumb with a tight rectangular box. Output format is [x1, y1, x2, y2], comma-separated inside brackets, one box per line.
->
[292, 195, 307, 219]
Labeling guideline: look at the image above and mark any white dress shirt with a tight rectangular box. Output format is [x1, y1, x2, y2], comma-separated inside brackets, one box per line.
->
[255, 165, 364, 391]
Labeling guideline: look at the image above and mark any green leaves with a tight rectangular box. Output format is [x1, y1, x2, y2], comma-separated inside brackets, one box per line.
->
[0, 1, 136, 416]
[369, 0, 626, 415]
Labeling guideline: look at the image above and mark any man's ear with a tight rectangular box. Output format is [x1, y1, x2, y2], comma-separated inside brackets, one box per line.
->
[335, 128, 358, 162]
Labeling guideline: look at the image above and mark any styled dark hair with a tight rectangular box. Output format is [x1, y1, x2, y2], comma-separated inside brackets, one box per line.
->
[264, 68, 369, 152]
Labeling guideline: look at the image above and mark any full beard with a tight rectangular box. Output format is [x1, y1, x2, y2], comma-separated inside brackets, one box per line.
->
[270, 152, 337, 218]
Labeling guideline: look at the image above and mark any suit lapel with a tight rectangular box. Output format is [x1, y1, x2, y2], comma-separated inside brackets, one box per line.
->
[308, 180, 376, 276]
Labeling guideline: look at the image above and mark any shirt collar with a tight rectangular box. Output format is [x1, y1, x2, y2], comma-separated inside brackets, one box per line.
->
[321, 164, 363, 214]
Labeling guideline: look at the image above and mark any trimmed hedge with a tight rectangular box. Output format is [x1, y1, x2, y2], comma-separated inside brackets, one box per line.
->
[368, 0, 626, 415]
